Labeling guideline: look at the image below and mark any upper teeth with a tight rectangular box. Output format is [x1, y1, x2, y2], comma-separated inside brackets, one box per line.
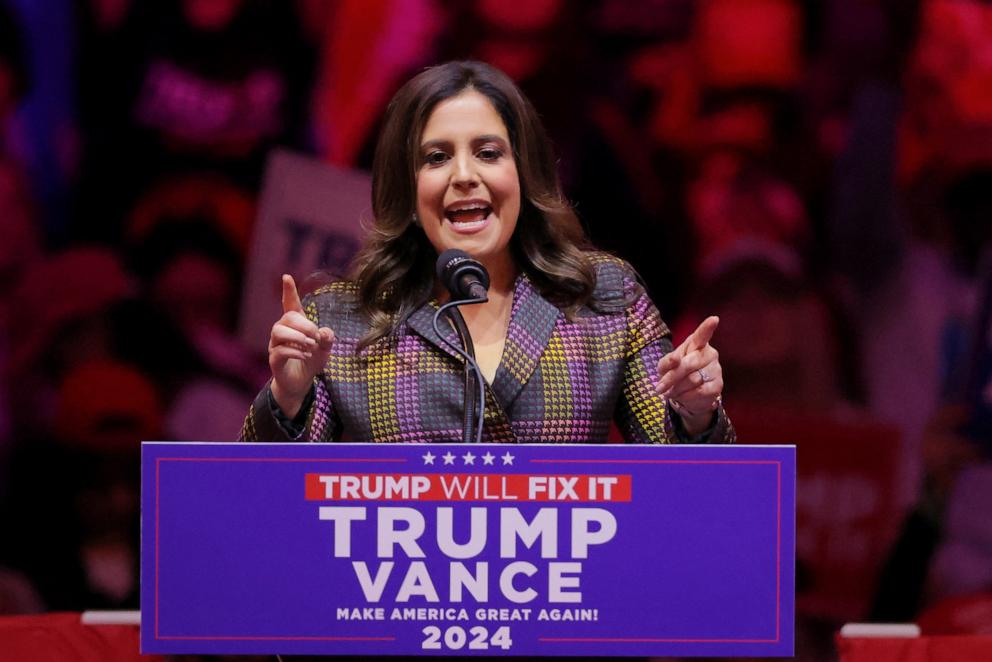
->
[451, 205, 487, 212]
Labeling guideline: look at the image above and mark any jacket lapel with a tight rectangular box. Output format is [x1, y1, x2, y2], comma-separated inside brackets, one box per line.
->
[404, 276, 561, 412]
[405, 296, 519, 442]
[405, 299, 465, 362]
[491, 274, 562, 407]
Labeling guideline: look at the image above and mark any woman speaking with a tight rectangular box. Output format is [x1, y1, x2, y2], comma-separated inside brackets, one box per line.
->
[240, 61, 734, 445]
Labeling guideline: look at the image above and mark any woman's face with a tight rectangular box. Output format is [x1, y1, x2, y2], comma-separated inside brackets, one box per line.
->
[415, 89, 521, 273]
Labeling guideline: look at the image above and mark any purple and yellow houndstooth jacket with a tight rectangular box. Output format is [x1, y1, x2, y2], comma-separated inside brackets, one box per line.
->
[240, 256, 734, 444]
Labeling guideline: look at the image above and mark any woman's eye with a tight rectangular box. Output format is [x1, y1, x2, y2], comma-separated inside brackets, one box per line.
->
[424, 151, 449, 166]
[478, 147, 502, 161]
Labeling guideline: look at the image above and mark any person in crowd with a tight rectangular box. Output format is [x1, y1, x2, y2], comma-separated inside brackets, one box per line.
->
[124, 176, 267, 440]
[825, 0, 992, 622]
[1, 358, 159, 610]
[4, 248, 137, 438]
[240, 60, 733, 445]
[680, 239, 853, 413]
[74, 0, 314, 244]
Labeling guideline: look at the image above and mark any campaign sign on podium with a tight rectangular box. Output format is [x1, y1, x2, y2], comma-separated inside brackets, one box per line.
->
[141, 442, 795, 657]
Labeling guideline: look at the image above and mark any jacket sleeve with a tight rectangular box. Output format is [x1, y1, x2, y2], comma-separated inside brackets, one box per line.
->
[238, 378, 341, 442]
[613, 269, 736, 444]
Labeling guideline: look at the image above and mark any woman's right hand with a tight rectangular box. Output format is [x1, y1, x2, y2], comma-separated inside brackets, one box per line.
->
[268, 274, 334, 418]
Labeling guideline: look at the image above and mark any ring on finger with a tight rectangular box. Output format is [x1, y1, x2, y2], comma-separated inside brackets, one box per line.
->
[698, 368, 712, 383]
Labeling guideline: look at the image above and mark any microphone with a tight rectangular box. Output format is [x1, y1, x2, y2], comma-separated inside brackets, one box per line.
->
[432, 249, 488, 443]
[436, 249, 490, 301]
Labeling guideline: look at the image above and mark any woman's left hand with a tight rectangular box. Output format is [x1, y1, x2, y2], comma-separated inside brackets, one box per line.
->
[657, 316, 724, 436]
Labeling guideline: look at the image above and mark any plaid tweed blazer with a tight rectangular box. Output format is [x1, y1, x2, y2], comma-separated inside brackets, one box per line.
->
[240, 256, 734, 444]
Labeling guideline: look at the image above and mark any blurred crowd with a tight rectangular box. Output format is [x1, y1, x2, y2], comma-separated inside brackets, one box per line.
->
[1, 1, 991, 660]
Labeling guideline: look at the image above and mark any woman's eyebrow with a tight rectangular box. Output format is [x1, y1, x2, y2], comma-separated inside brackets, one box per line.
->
[421, 135, 509, 150]
[473, 134, 509, 146]
[419, 138, 451, 151]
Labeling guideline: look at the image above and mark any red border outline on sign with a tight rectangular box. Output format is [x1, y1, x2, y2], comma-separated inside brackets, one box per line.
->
[528, 457, 783, 645]
[154, 457, 405, 643]
[151, 454, 787, 647]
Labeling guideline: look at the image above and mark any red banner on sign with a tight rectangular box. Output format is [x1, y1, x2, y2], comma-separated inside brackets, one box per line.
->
[304, 474, 633, 503]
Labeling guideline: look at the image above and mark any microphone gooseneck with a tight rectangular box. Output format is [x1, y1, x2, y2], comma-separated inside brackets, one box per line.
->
[433, 250, 489, 444]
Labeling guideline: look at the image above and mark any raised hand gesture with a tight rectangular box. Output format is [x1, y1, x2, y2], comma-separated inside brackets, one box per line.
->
[268, 275, 334, 418]
[657, 316, 724, 436]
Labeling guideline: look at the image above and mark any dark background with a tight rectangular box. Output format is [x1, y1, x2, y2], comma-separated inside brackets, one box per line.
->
[1, 1, 991, 660]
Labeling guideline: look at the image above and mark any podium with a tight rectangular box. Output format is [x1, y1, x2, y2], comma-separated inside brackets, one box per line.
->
[141, 442, 795, 657]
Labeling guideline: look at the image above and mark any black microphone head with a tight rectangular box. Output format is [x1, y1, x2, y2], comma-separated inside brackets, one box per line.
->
[436, 248, 470, 283]
[436, 249, 490, 299]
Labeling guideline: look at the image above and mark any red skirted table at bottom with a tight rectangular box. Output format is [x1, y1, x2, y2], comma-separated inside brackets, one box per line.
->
[837, 635, 992, 662]
[0, 612, 160, 662]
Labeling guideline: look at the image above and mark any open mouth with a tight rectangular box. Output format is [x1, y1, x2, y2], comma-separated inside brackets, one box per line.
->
[444, 204, 493, 230]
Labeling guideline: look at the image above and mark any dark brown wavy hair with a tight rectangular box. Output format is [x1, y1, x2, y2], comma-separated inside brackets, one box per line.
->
[352, 60, 597, 347]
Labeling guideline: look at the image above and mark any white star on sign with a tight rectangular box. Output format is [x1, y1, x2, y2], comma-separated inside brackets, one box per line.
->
[462, 452, 476, 465]
[442, 452, 456, 465]
[422, 451, 436, 465]
[501, 452, 515, 466]
[482, 452, 495, 465]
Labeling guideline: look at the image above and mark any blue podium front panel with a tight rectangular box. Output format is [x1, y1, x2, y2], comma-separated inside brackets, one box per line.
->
[141, 442, 795, 657]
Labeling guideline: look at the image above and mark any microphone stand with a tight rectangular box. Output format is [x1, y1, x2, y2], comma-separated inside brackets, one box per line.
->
[432, 298, 487, 444]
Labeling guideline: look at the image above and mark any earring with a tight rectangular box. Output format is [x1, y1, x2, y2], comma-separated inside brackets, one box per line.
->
[411, 212, 420, 226]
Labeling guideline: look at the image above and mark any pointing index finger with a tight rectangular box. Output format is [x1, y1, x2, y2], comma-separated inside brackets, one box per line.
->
[281, 274, 305, 314]
[688, 316, 719, 351]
